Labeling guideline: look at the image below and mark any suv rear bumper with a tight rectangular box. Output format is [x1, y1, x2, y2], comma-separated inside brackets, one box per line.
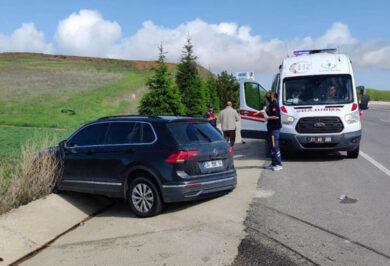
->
[280, 130, 361, 151]
[161, 170, 237, 203]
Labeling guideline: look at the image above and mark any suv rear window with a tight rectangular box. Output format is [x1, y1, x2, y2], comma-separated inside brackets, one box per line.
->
[167, 122, 224, 144]
[107, 122, 141, 144]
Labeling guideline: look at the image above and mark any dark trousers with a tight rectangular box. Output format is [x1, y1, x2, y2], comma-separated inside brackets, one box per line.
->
[267, 129, 282, 166]
[223, 130, 236, 146]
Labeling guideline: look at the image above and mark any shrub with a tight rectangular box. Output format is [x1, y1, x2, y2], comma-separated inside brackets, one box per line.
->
[0, 136, 62, 214]
[216, 71, 240, 110]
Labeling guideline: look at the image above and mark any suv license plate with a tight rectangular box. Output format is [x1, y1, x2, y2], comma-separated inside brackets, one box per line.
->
[203, 160, 223, 169]
[307, 137, 332, 143]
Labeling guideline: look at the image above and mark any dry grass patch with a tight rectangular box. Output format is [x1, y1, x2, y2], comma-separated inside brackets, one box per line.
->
[0, 137, 62, 214]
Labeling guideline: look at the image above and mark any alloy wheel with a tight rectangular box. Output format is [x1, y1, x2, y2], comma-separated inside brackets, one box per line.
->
[131, 183, 154, 213]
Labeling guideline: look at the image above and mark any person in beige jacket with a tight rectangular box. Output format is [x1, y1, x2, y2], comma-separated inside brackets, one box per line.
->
[219, 101, 240, 146]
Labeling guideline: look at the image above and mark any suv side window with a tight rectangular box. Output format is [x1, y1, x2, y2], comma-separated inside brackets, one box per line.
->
[141, 123, 156, 143]
[107, 122, 142, 145]
[68, 123, 108, 147]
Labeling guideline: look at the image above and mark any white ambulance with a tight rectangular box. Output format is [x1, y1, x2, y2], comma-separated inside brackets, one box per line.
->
[239, 49, 362, 158]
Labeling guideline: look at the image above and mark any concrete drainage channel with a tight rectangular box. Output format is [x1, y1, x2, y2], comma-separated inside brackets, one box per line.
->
[9, 200, 115, 265]
[0, 193, 114, 265]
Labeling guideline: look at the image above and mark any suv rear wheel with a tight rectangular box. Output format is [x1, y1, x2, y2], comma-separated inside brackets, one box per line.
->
[347, 145, 359, 159]
[128, 177, 162, 217]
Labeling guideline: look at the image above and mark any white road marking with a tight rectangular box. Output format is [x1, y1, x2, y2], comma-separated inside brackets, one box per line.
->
[360, 151, 390, 177]
[380, 119, 390, 123]
[233, 154, 244, 159]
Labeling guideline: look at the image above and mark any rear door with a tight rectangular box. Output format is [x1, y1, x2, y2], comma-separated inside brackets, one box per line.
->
[92, 121, 156, 196]
[239, 81, 268, 139]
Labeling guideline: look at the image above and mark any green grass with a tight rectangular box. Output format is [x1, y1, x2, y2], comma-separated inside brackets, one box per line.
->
[365, 88, 390, 102]
[0, 71, 149, 129]
[0, 52, 212, 164]
[0, 53, 158, 163]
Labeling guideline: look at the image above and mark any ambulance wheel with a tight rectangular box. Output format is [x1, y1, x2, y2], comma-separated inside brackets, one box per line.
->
[347, 145, 359, 159]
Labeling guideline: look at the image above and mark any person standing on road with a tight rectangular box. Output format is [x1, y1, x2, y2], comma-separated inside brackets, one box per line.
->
[219, 101, 240, 147]
[204, 105, 217, 128]
[265, 91, 283, 171]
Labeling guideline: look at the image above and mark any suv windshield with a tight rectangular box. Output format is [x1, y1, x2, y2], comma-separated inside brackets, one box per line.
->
[283, 74, 353, 106]
[167, 122, 224, 144]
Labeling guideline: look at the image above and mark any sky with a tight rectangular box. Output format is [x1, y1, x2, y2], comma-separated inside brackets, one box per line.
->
[0, 0, 389, 89]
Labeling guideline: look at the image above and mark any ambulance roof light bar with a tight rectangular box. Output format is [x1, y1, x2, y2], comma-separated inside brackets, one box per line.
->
[293, 48, 337, 56]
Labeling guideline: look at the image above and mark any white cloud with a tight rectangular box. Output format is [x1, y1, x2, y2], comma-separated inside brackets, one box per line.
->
[56, 9, 121, 57]
[114, 19, 287, 73]
[0, 23, 52, 53]
[114, 20, 365, 73]
[316, 22, 357, 47]
[1, 10, 390, 74]
[359, 46, 390, 69]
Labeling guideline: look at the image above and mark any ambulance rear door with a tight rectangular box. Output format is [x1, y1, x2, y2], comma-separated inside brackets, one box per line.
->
[239, 80, 268, 139]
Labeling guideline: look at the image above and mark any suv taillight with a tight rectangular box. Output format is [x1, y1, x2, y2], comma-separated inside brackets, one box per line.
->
[165, 150, 199, 164]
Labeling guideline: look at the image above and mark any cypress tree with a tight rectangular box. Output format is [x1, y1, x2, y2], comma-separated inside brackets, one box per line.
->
[175, 37, 207, 116]
[138, 44, 185, 116]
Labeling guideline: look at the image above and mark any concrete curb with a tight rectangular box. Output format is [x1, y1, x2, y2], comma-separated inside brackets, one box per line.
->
[0, 193, 112, 265]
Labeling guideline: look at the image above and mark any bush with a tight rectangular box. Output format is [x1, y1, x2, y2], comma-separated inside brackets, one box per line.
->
[205, 74, 220, 112]
[0, 136, 62, 214]
[216, 71, 240, 110]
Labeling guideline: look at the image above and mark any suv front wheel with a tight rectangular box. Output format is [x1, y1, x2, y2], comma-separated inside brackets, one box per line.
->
[128, 177, 162, 217]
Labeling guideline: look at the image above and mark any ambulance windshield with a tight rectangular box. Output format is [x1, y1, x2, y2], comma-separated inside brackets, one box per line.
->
[283, 74, 353, 106]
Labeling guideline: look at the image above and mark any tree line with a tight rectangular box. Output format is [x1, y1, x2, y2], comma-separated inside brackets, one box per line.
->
[138, 38, 240, 116]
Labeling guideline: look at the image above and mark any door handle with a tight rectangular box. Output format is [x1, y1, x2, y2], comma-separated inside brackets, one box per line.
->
[243, 111, 249, 116]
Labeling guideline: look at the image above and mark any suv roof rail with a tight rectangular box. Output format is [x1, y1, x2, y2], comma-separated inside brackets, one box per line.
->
[293, 48, 337, 56]
[96, 115, 162, 121]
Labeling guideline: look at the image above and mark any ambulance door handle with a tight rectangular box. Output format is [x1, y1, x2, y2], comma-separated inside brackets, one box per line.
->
[243, 111, 248, 116]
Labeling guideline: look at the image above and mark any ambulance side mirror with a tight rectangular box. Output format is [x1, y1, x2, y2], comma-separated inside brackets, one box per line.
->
[356, 85, 365, 95]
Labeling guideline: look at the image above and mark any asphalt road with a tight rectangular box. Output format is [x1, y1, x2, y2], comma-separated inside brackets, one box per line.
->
[234, 104, 390, 265]
[20, 105, 389, 265]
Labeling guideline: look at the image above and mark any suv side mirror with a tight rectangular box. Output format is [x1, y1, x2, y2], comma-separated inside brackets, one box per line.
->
[59, 140, 66, 148]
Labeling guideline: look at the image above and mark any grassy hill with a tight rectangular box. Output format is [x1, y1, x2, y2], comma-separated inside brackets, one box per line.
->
[365, 88, 390, 102]
[0, 52, 210, 163]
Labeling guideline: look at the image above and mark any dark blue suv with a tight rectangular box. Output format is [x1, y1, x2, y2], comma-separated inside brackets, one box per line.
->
[55, 116, 236, 217]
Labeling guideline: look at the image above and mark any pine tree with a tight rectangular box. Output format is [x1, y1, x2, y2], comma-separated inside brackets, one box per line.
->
[175, 37, 207, 116]
[138, 45, 185, 116]
[205, 74, 220, 112]
[216, 71, 240, 110]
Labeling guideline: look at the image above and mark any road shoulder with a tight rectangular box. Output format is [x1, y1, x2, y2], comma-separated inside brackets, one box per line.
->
[22, 141, 265, 266]
[0, 193, 112, 265]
